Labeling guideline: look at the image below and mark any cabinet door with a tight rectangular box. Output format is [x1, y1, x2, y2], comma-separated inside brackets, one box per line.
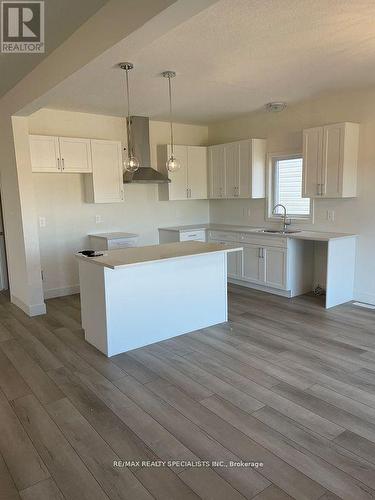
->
[322, 123, 344, 198]
[58, 137, 92, 173]
[242, 243, 264, 283]
[168, 145, 188, 200]
[264, 247, 287, 289]
[187, 146, 207, 199]
[89, 140, 124, 203]
[224, 143, 239, 198]
[208, 145, 225, 198]
[217, 241, 242, 279]
[29, 135, 60, 172]
[302, 127, 323, 197]
[238, 140, 251, 198]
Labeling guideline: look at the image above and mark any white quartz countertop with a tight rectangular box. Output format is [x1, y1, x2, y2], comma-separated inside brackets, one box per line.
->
[75, 241, 242, 269]
[89, 232, 139, 240]
[158, 223, 357, 242]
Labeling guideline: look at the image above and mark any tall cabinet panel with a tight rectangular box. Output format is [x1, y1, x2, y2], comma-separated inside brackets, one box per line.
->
[187, 146, 207, 199]
[302, 127, 323, 197]
[167, 145, 188, 200]
[224, 142, 239, 198]
[208, 145, 225, 198]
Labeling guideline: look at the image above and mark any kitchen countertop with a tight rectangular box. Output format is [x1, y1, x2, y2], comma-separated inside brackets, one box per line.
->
[75, 241, 242, 270]
[158, 223, 357, 242]
[88, 232, 139, 240]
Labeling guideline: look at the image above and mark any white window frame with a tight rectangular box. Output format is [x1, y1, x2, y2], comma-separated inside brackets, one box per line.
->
[266, 152, 314, 223]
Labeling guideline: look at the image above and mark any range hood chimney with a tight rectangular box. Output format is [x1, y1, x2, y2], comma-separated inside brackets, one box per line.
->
[123, 116, 170, 184]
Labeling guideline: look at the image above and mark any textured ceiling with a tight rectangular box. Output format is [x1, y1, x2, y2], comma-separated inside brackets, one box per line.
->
[0, 0, 109, 98]
[35, 0, 375, 123]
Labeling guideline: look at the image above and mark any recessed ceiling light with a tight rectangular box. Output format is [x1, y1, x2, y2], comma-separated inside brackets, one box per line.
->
[265, 102, 287, 112]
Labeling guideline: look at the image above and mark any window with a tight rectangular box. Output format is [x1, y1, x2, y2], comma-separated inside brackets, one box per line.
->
[268, 154, 312, 220]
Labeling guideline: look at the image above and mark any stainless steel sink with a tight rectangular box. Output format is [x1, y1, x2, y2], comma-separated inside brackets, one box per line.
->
[257, 229, 302, 234]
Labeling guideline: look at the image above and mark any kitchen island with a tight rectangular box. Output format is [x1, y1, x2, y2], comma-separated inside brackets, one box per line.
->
[75, 241, 242, 356]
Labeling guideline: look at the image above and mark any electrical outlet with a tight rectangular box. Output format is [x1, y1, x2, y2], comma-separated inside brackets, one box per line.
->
[95, 215, 102, 224]
[39, 216, 46, 228]
[327, 210, 335, 222]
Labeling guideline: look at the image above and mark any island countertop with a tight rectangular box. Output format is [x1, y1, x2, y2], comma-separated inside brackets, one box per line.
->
[75, 241, 242, 270]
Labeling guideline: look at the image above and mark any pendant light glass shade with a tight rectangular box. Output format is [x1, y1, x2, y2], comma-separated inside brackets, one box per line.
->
[123, 155, 140, 173]
[166, 154, 181, 172]
[119, 62, 140, 173]
[162, 70, 180, 172]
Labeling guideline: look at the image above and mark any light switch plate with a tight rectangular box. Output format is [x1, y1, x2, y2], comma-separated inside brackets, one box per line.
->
[39, 216, 46, 228]
[95, 215, 102, 224]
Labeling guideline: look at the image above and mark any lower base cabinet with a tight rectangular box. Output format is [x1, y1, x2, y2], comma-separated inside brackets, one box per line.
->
[241, 243, 287, 289]
[208, 230, 296, 294]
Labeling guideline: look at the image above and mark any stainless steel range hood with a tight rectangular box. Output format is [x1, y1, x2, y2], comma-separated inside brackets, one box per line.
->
[123, 116, 170, 184]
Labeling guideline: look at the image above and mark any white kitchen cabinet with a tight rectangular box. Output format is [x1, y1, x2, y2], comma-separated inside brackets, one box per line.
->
[159, 228, 207, 244]
[187, 146, 208, 199]
[242, 243, 264, 283]
[30, 134, 92, 173]
[158, 145, 207, 200]
[302, 122, 359, 198]
[29, 135, 60, 172]
[242, 243, 287, 289]
[84, 140, 124, 203]
[208, 144, 225, 198]
[264, 246, 287, 289]
[208, 139, 266, 199]
[58, 137, 92, 173]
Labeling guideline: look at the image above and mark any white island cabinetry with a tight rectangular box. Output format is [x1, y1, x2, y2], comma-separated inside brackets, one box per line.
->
[76, 241, 242, 356]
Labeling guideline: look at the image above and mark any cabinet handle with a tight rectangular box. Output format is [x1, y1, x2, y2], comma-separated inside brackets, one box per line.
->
[62, 158, 65, 171]
[57, 158, 60, 170]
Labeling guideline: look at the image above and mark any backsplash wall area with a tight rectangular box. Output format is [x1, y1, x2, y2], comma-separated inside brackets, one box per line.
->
[208, 86, 375, 304]
[29, 109, 209, 298]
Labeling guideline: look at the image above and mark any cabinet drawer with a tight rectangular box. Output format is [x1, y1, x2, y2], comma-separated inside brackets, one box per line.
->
[208, 230, 239, 242]
[108, 238, 138, 249]
[239, 233, 287, 248]
[180, 230, 206, 242]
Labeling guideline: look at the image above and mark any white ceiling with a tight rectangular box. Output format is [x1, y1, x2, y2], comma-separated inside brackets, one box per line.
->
[33, 0, 375, 123]
[0, 0, 109, 98]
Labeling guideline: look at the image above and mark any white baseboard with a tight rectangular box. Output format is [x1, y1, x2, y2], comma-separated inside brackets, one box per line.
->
[43, 285, 80, 300]
[11, 294, 46, 316]
[353, 290, 375, 306]
[228, 278, 291, 298]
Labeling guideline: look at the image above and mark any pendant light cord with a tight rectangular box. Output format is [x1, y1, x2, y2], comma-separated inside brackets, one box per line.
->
[168, 75, 175, 156]
[125, 67, 132, 158]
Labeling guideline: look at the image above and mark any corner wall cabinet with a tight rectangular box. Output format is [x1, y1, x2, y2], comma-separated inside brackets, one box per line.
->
[29, 135, 92, 173]
[208, 138, 266, 199]
[158, 144, 208, 200]
[302, 122, 359, 198]
[84, 140, 124, 203]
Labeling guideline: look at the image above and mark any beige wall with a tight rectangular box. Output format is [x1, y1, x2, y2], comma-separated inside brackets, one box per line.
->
[208, 86, 375, 304]
[28, 109, 209, 298]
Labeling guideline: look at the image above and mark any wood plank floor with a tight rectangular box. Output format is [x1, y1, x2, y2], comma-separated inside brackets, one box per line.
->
[1, 285, 375, 499]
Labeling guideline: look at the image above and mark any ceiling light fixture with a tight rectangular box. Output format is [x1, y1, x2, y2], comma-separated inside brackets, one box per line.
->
[119, 62, 140, 173]
[162, 70, 180, 172]
[265, 102, 287, 113]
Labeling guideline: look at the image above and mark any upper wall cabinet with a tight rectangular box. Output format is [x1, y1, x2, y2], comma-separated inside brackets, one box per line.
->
[29, 134, 92, 173]
[302, 122, 359, 198]
[208, 138, 266, 199]
[158, 144, 208, 201]
[84, 140, 124, 204]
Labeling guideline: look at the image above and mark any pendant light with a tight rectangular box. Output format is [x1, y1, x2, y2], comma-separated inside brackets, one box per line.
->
[162, 70, 181, 172]
[119, 62, 140, 173]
